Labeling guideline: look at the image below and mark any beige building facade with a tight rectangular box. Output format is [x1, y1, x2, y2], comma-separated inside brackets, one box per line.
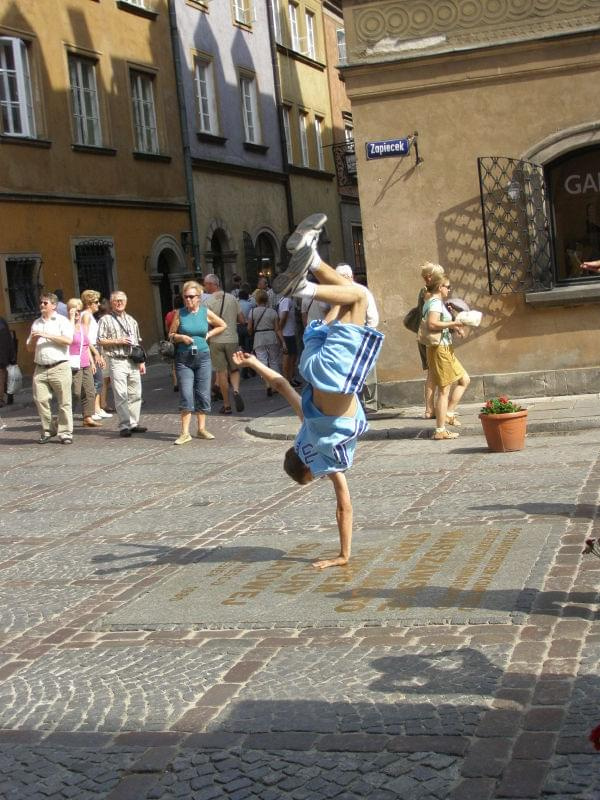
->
[273, 0, 344, 264]
[0, 0, 190, 372]
[341, 0, 600, 404]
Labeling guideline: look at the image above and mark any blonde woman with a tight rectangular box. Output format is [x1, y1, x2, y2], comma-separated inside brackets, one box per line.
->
[67, 298, 100, 428]
[168, 280, 226, 444]
[80, 289, 111, 421]
[422, 273, 470, 440]
[417, 263, 446, 418]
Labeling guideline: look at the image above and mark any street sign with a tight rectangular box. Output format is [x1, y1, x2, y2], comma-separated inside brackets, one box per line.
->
[365, 137, 411, 160]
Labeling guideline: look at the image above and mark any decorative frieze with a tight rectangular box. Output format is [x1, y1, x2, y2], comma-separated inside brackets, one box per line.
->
[346, 0, 600, 61]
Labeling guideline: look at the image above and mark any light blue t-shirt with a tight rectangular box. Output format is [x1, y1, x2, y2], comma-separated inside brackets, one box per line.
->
[422, 297, 452, 345]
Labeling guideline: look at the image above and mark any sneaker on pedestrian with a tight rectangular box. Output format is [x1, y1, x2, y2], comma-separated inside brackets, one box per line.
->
[286, 213, 327, 253]
[174, 433, 192, 445]
[130, 425, 147, 433]
[196, 429, 215, 440]
[97, 409, 113, 419]
[119, 428, 132, 438]
[59, 435, 73, 445]
[91, 413, 103, 421]
[38, 433, 52, 444]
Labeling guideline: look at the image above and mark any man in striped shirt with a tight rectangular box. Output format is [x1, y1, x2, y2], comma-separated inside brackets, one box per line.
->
[233, 214, 384, 570]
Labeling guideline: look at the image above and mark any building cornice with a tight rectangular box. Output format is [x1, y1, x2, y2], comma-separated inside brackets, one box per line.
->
[343, 31, 600, 100]
[0, 191, 189, 211]
[343, 0, 600, 65]
[191, 158, 288, 183]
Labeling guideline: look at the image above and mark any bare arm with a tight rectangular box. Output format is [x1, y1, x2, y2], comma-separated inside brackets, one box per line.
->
[206, 309, 227, 340]
[313, 472, 352, 570]
[232, 351, 302, 419]
[427, 310, 463, 334]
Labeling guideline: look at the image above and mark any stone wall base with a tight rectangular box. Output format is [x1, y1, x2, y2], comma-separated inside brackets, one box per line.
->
[378, 366, 600, 408]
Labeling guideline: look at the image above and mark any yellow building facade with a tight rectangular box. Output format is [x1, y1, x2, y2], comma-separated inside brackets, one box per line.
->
[273, 0, 344, 263]
[0, 0, 190, 372]
[341, 0, 600, 404]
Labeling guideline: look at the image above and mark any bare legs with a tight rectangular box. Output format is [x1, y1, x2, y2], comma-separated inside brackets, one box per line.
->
[310, 260, 367, 325]
[425, 370, 436, 417]
[448, 373, 470, 417]
[180, 410, 207, 436]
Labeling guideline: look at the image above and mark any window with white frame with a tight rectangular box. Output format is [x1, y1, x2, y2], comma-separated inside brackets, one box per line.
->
[270, 0, 282, 43]
[336, 28, 347, 65]
[0, 37, 35, 137]
[282, 105, 293, 163]
[194, 58, 219, 135]
[131, 70, 159, 153]
[314, 116, 324, 170]
[123, 0, 147, 7]
[68, 54, 101, 146]
[288, 3, 300, 51]
[305, 12, 316, 59]
[2, 254, 40, 318]
[240, 74, 261, 144]
[299, 111, 308, 167]
[233, 0, 255, 25]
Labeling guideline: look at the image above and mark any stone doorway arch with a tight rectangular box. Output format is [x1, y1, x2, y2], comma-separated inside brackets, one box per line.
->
[203, 219, 237, 288]
[148, 234, 189, 339]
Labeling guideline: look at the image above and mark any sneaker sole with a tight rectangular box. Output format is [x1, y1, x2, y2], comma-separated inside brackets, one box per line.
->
[286, 213, 328, 252]
[272, 246, 313, 296]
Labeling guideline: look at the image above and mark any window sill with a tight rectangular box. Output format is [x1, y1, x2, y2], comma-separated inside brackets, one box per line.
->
[0, 135, 51, 148]
[289, 164, 334, 180]
[243, 142, 269, 154]
[115, 1, 158, 20]
[196, 132, 227, 146]
[133, 151, 171, 162]
[72, 144, 117, 156]
[233, 19, 252, 32]
[276, 43, 325, 71]
[525, 282, 600, 307]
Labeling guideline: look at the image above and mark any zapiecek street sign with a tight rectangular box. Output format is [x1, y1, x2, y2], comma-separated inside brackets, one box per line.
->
[365, 137, 411, 160]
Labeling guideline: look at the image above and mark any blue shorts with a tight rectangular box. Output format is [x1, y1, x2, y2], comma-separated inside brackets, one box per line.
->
[299, 320, 384, 395]
[294, 386, 368, 477]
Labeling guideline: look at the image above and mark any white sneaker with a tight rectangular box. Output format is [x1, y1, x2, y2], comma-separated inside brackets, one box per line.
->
[286, 213, 328, 252]
[91, 413, 103, 421]
[97, 409, 113, 418]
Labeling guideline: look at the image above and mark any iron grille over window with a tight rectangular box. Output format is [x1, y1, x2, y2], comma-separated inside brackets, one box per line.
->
[332, 139, 357, 187]
[74, 240, 113, 299]
[6, 256, 39, 315]
[478, 156, 553, 294]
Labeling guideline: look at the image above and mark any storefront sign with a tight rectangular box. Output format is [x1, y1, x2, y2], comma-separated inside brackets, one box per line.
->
[564, 173, 600, 194]
[366, 137, 410, 160]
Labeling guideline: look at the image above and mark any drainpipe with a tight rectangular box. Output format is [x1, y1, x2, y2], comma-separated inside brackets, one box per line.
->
[167, 0, 202, 275]
[265, 0, 295, 233]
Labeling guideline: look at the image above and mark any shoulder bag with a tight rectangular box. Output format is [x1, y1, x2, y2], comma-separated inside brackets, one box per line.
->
[417, 301, 442, 347]
[403, 306, 421, 333]
[112, 313, 146, 363]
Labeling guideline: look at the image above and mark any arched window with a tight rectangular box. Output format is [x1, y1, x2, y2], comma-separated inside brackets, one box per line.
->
[547, 146, 600, 283]
[255, 232, 277, 282]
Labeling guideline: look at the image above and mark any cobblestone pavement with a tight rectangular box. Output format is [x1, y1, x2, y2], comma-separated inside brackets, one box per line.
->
[0, 365, 599, 799]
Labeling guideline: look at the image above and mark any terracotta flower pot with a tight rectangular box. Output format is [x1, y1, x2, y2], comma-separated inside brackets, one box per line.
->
[479, 409, 528, 452]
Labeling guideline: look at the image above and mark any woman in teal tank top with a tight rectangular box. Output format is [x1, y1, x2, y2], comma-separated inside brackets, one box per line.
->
[168, 280, 226, 444]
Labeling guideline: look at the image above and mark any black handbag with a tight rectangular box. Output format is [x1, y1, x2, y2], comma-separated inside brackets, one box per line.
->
[159, 339, 175, 360]
[403, 306, 421, 333]
[129, 344, 147, 363]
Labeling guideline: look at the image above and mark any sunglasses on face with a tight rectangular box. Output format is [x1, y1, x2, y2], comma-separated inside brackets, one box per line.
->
[184, 294, 198, 299]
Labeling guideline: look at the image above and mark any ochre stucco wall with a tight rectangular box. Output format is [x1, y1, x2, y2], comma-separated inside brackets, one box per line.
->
[344, 35, 600, 384]
[1, 202, 189, 373]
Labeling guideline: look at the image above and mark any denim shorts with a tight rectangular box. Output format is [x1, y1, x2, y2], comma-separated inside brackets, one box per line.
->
[175, 350, 212, 413]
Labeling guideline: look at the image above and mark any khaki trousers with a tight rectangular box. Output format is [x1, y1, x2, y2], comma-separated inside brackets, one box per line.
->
[33, 361, 73, 436]
[109, 358, 142, 430]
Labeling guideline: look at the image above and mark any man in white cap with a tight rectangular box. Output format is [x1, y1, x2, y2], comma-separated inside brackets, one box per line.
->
[334, 264, 379, 329]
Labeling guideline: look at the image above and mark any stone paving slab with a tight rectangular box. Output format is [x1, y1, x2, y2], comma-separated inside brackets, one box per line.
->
[0, 642, 254, 732]
[106, 521, 563, 627]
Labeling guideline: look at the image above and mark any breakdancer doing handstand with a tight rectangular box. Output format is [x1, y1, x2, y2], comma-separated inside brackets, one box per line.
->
[233, 214, 383, 569]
